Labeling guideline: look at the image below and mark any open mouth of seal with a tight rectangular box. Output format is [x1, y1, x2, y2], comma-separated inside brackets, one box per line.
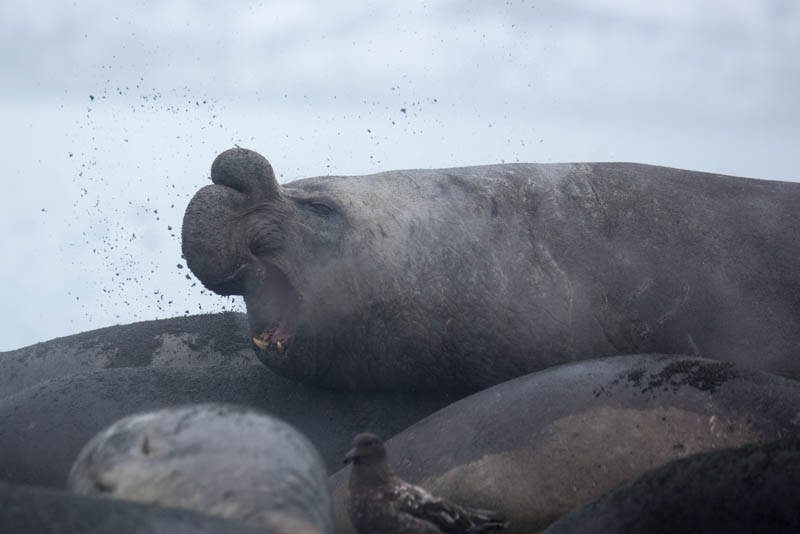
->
[244, 264, 300, 356]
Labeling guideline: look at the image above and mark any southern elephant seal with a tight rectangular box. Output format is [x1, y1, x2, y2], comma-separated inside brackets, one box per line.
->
[182, 148, 800, 391]
[328, 355, 800, 533]
[0, 481, 263, 534]
[68, 404, 332, 534]
[0, 365, 456, 488]
[0, 312, 256, 399]
[544, 439, 800, 534]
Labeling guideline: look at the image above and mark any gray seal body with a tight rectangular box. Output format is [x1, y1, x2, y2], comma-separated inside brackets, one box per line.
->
[0, 481, 264, 534]
[68, 404, 332, 534]
[328, 355, 800, 533]
[182, 148, 800, 391]
[544, 439, 800, 534]
[0, 312, 256, 399]
[0, 365, 455, 488]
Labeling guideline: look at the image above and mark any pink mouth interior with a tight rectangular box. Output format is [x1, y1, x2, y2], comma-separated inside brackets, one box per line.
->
[245, 265, 299, 352]
[255, 296, 298, 347]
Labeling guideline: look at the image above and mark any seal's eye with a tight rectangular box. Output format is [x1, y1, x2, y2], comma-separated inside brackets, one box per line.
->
[308, 201, 335, 216]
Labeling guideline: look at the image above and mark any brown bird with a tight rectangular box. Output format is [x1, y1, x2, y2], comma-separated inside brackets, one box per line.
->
[344, 433, 508, 534]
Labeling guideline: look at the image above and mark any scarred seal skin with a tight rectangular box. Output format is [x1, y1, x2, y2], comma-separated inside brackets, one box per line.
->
[328, 355, 800, 534]
[0, 480, 264, 534]
[0, 312, 256, 399]
[68, 404, 332, 534]
[543, 439, 800, 534]
[182, 148, 800, 392]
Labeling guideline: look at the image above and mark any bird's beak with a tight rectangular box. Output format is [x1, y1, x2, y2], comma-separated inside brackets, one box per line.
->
[343, 448, 356, 465]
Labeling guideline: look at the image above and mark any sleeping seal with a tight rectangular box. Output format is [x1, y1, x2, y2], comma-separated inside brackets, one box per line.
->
[68, 404, 332, 533]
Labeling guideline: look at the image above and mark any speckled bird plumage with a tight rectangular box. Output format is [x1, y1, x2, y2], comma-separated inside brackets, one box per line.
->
[344, 433, 508, 534]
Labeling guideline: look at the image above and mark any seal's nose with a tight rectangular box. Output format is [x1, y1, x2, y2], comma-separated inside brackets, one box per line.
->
[211, 147, 281, 199]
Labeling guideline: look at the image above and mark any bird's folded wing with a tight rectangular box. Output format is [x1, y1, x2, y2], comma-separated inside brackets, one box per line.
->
[392, 482, 481, 533]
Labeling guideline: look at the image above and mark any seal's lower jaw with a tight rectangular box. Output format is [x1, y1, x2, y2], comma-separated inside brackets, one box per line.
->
[244, 264, 300, 358]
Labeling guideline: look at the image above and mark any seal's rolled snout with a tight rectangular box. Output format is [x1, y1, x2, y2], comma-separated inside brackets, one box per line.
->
[182, 147, 286, 297]
[210, 147, 281, 199]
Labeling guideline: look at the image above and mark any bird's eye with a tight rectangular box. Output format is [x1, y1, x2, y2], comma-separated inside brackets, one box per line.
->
[308, 201, 334, 216]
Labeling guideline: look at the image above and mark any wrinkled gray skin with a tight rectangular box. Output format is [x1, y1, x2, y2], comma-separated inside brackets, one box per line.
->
[328, 355, 800, 534]
[0, 481, 264, 534]
[0, 312, 256, 398]
[68, 404, 332, 534]
[544, 439, 800, 534]
[182, 148, 800, 392]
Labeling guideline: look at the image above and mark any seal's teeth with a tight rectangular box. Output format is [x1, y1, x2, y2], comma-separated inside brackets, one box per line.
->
[252, 337, 268, 351]
[276, 341, 284, 353]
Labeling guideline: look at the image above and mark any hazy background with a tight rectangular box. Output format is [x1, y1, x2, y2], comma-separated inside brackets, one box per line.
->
[2, 0, 798, 350]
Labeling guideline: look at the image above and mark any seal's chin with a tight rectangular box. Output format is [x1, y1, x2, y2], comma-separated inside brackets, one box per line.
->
[244, 264, 300, 357]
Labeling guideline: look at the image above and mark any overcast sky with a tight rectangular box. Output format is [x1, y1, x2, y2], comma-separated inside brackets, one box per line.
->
[1, 0, 798, 351]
